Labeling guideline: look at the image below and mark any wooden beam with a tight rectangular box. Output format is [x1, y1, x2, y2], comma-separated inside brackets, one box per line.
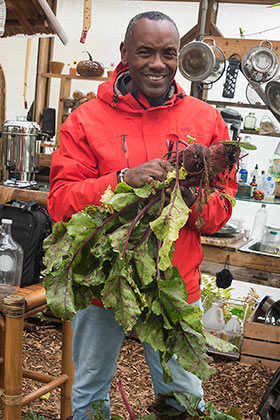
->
[5, 19, 49, 28]
[211, 36, 280, 59]
[9, 0, 35, 35]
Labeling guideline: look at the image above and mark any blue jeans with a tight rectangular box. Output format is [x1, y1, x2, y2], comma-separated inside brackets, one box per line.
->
[71, 300, 204, 420]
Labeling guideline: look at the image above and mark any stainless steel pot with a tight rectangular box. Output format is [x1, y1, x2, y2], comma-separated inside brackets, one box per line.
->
[179, 38, 226, 85]
[241, 40, 280, 84]
[1, 117, 41, 182]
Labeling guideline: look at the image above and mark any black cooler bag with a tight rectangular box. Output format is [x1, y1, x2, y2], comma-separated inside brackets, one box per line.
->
[0, 200, 52, 287]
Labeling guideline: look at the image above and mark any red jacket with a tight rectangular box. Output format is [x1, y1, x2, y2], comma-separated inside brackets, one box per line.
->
[48, 63, 237, 303]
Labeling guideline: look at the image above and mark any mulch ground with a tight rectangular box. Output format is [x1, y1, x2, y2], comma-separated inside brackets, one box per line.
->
[12, 318, 274, 419]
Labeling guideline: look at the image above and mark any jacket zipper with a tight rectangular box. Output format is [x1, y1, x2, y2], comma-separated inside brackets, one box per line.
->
[122, 134, 130, 168]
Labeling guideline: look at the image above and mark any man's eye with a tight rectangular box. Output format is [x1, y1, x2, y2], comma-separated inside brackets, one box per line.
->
[164, 51, 178, 58]
[138, 50, 152, 55]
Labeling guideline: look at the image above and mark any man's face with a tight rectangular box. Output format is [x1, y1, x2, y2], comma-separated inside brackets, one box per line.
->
[120, 18, 180, 100]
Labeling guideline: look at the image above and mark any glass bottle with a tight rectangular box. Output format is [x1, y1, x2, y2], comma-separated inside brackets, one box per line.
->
[0, 219, 24, 294]
[250, 204, 268, 242]
[244, 112, 257, 130]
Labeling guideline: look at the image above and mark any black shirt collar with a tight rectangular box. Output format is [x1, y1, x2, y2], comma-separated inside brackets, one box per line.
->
[119, 73, 173, 107]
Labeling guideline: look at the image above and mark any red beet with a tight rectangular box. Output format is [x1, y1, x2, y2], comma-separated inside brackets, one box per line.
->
[208, 142, 240, 176]
[182, 143, 210, 175]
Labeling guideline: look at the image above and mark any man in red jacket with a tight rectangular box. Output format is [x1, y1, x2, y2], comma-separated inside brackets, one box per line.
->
[48, 10, 236, 420]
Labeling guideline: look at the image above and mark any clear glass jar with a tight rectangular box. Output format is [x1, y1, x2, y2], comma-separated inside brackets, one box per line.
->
[244, 112, 257, 130]
[0, 219, 24, 294]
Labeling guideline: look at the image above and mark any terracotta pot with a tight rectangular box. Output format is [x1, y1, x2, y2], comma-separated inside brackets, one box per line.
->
[107, 70, 114, 78]
[69, 67, 77, 76]
[50, 61, 64, 74]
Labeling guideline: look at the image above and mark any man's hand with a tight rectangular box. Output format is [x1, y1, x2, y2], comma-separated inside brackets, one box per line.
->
[122, 159, 173, 188]
[180, 185, 197, 208]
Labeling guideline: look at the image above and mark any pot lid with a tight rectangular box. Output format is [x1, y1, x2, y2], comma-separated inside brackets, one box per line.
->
[264, 80, 280, 116]
[2, 117, 41, 131]
[179, 41, 215, 82]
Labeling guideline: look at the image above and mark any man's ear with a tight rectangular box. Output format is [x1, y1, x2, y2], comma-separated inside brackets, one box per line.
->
[120, 41, 128, 65]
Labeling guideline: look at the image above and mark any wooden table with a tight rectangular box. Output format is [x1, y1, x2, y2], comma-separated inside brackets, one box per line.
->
[201, 235, 280, 289]
[0, 185, 49, 209]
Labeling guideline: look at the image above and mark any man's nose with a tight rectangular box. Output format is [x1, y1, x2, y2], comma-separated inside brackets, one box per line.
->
[149, 54, 165, 69]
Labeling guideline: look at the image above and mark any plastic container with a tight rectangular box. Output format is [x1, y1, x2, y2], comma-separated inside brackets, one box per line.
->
[260, 226, 280, 254]
[222, 315, 242, 349]
[262, 174, 275, 200]
[0, 219, 24, 294]
[238, 162, 248, 183]
[250, 204, 268, 242]
[203, 302, 225, 337]
[244, 112, 257, 130]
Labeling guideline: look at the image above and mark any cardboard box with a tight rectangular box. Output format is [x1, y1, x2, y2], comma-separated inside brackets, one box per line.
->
[240, 307, 280, 371]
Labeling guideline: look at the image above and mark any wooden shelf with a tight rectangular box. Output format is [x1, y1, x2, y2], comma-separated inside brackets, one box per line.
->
[207, 100, 268, 110]
[240, 129, 280, 137]
[40, 73, 109, 147]
[41, 72, 110, 82]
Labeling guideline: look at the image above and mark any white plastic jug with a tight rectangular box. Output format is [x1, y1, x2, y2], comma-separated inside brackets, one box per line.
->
[222, 315, 242, 349]
[203, 302, 225, 337]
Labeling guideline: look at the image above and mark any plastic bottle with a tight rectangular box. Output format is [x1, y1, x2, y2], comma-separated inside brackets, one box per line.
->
[250, 164, 259, 183]
[0, 219, 24, 294]
[0, 0, 6, 37]
[244, 112, 257, 130]
[256, 170, 265, 191]
[222, 315, 242, 349]
[260, 227, 280, 254]
[262, 174, 276, 201]
[203, 302, 225, 337]
[238, 162, 248, 183]
[258, 296, 280, 326]
[250, 204, 268, 242]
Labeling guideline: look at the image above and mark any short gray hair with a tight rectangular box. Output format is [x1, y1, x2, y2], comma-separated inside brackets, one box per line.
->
[124, 11, 179, 43]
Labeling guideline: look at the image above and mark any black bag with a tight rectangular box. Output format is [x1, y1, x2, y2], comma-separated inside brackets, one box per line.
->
[0, 200, 52, 287]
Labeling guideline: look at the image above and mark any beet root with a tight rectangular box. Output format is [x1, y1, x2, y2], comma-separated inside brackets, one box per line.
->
[208, 142, 240, 176]
[183, 143, 210, 175]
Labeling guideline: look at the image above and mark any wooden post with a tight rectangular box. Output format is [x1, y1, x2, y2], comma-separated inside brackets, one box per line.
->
[2, 295, 25, 420]
[60, 321, 74, 420]
[56, 77, 72, 146]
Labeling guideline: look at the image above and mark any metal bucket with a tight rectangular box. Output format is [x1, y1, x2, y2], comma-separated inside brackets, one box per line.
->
[1, 117, 41, 182]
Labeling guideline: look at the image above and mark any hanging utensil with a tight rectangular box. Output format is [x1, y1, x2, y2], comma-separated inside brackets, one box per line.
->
[80, 0, 92, 44]
[241, 40, 280, 84]
[179, 38, 226, 87]
[222, 53, 242, 99]
[24, 38, 32, 110]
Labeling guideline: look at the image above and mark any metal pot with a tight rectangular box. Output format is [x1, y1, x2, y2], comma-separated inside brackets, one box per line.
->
[241, 40, 280, 84]
[1, 117, 41, 182]
[179, 38, 226, 85]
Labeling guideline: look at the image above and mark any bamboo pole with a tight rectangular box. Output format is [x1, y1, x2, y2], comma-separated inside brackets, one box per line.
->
[22, 368, 56, 383]
[2, 295, 25, 420]
[60, 321, 74, 419]
[21, 374, 68, 405]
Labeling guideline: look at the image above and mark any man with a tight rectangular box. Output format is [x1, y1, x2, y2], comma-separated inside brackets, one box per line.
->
[48, 11, 237, 419]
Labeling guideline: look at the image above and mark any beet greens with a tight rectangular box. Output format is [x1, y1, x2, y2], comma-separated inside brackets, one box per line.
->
[43, 139, 255, 382]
